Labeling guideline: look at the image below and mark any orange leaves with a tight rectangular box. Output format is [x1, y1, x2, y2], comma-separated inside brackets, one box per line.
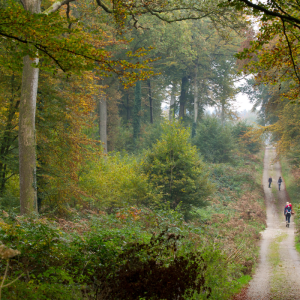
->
[116, 207, 142, 221]
[237, 19, 300, 102]
[35, 70, 102, 210]
[1, 1, 155, 86]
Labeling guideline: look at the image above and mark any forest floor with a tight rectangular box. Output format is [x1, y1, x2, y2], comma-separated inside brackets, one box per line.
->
[236, 147, 300, 300]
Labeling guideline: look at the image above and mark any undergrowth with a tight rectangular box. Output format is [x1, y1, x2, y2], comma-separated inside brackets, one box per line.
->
[0, 152, 266, 299]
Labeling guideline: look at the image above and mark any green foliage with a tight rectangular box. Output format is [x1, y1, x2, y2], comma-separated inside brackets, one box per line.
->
[142, 121, 214, 216]
[5, 282, 81, 300]
[114, 122, 164, 153]
[138, 122, 164, 151]
[232, 121, 261, 154]
[0, 208, 244, 300]
[193, 116, 235, 163]
[0, 1, 154, 83]
[211, 163, 253, 194]
[0, 149, 265, 299]
[80, 154, 160, 210]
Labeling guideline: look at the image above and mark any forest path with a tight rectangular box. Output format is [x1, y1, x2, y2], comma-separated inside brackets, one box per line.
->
[246, 147, 300, 300]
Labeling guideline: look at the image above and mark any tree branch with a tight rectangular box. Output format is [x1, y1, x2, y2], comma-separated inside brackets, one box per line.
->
[95, 0, 113, 13]
[66, 2, 72, 29]
[236, 0, 300, 25]
[281, 18, 300, 84]
[2, 273, 24, 288]
[0, 260, 9, 299]
[43, 0, 76, 15]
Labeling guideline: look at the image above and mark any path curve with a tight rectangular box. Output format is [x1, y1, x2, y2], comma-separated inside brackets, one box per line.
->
[246, 147, 300, 300]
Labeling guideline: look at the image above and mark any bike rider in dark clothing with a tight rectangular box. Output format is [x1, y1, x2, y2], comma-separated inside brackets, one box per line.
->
[268, 177, 272, 188]
[284, 204, 292, 227]
[278, 176, 283, 191]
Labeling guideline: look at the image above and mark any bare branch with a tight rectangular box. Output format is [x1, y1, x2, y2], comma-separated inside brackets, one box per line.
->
[43, 0, 76, 15]
[281, 18, 300, 84]
[2, 273, 24, 288]
[0, 260, 9, 299]
[95, 0, 113, 13]
[236, 0, 300, 26]
[66, 2, 72, 29]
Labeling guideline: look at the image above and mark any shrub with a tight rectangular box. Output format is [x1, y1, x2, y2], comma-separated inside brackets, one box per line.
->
[80, 154, 160, 210]
[142, 121, 214, 217]
[193, 116, 235, 163]
[232, 121, 261, 154]
[0, 211, 238, 300]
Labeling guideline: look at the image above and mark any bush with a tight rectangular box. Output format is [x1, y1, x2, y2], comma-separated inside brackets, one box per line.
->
[80, 154, 160, 210]
[0, 210, 242, 300]
[193, 116, 235, 163]
[113, 122, 164, 153]
[231, 121, 261, 154]
[142, 121, 214, 217]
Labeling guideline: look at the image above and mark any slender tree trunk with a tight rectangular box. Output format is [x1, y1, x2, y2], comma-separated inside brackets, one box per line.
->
[221, 99, 225, 126]
[126, 93, 130, 121]
[0, 94, 20, 196]
[169, 83, 176, 121]
[19, 55, 39, 214]
[194, 67, 198, 124]
[0, 165, 6, 195]
[147, 79, 153, 124]
[133, 81, 142, 140]
[179, 76, 188, 119]
[99, 94, 107, 154]
[192, 67, 198, 138]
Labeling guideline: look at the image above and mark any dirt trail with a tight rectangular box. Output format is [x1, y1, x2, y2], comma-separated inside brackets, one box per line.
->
[246, 147, 300, 300]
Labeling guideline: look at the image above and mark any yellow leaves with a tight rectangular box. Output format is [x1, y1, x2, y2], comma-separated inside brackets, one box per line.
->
[80, 154, 158, 209]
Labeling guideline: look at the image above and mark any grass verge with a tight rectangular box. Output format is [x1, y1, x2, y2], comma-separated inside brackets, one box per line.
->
[268, 233, 289, 300]
[280, 157, 300, 205]
[280, 157, 300, 253]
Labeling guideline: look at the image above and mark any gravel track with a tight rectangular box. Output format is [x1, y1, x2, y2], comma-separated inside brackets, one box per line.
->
[244, 147, 300, 300]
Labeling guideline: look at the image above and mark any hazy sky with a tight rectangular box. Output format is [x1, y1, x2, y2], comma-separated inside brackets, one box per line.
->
[235, 93, 253, 112]
[234, 78, 254, 112]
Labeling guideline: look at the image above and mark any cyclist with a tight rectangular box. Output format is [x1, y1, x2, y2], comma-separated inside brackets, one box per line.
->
[285, 201, 293, 211]
[284, 204, 292, 227]
[278, 176, 283, 191]
[268, 177, 272, 188]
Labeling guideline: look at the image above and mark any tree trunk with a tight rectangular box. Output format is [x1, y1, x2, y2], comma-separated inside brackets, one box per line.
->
[169, 83, 176, 121]
[0, 90, 20, 196]
[192, 67, 198, 138]
[19, 55, 39, 214]
[147, 79, 153, 124]
[194, 67, 198, 124]
[99, 94, 107, 154]
[133, 81, 142, 140]
[221, 99, 225, 126]
[179, 76, 188, 119]
[18, 0, 41, 214]
[126, 93, 130, 121]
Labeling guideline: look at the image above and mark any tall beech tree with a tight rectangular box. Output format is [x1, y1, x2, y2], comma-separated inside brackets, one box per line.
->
[19, 0, 42, 215]
[0, 1, 153, 214]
